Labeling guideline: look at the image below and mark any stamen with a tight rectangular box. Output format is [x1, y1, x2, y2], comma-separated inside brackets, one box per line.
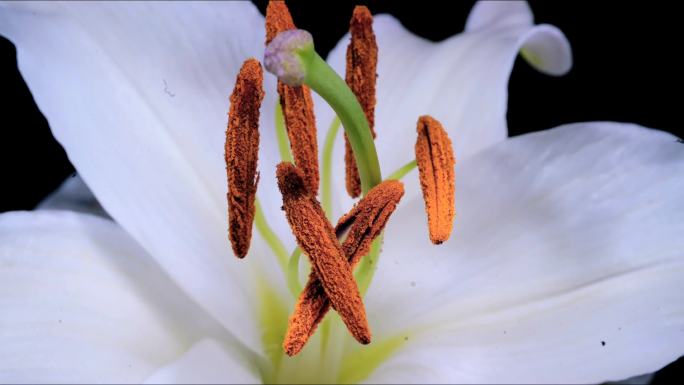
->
[415, 115, 456, 244]
[276, 162, 371, 351]
[266, 1, 320, 196]
[225, 58, 264, 258]
[283, 180, 404, 356]
[344, 6, 378, 198]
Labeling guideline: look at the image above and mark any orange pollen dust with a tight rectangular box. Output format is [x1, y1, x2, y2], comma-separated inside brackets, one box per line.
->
[266, 1, 320, 196]
[225, 58, 264, 259]
[415, 115, 456, 244]
[283, 179, 405, 356]
[344, 5, 378, 198]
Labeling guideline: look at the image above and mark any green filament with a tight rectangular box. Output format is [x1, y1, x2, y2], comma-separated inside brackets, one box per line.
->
[355, 233, 384, 296]
[387, 159, 417, 181]
[287, 247, 304, 298]
[275, 103, 293, 163]
[321, 116, 342, 220]
[254, 199, 289, 274]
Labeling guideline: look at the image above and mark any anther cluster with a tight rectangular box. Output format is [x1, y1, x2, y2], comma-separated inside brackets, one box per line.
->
[225, 1, 456, 356]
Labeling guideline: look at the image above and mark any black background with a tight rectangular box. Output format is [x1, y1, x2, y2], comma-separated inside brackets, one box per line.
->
[0, 1, 681, 381]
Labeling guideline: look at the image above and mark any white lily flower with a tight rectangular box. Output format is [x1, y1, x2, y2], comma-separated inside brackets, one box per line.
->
[1, 1, 683, 383]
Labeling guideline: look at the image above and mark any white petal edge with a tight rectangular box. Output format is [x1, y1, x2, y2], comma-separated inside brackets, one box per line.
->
[37, 174, 109, 218]
[0, 210, 246, 383]
[0, 1, 285, 351]
[363, 122, 684, 383]
[465, 1, 533, 32]
[143, 339, 259, 384]
[318, 1, 572, 216]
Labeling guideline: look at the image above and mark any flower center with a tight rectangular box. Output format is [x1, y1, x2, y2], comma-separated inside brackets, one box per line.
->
[223, 1, 456, 382]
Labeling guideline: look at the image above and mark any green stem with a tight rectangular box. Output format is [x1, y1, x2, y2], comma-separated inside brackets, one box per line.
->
[286, 247, 303, 298]
[254, 199, 289, 273]
[321, 116, 341, 220]
[274, 103, 293, 163]
[355, 233, 384, 296]
[303, 52, 381, 195]
[387, 159, 417, 181]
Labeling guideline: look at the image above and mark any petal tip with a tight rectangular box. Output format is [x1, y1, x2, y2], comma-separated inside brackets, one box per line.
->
[520, 25, 573, 76]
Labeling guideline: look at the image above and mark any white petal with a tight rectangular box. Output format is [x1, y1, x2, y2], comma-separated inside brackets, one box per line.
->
[0, 1, 282, 350]
[143, 339, 259, 384]
[37, 174, 109, 218]
[366, 122, 684, 383]
[0, 210, 236, 383]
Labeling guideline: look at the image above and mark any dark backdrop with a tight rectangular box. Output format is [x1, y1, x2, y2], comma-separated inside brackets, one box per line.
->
[0, 1, 681, 381]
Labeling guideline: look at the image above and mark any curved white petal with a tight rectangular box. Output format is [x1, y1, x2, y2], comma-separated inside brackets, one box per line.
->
[37, 174, 109, 218]
[465, 1, 571, 76]
[318, 0, 572, 215]
[143, 339, 259, 384]
[0, 210, 239, 383]
[0, 1, 284, 350]
[366, 122, 684, 383]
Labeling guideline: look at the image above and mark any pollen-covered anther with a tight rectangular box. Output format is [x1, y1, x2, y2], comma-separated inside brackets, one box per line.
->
[266, 1, 320, 196]
[225, 58, 264, 258]
[344, 6, 378, 198]
[415, 115, 456, 244]
[283, 179, 405, 356]
[276, 162, 371, 353]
